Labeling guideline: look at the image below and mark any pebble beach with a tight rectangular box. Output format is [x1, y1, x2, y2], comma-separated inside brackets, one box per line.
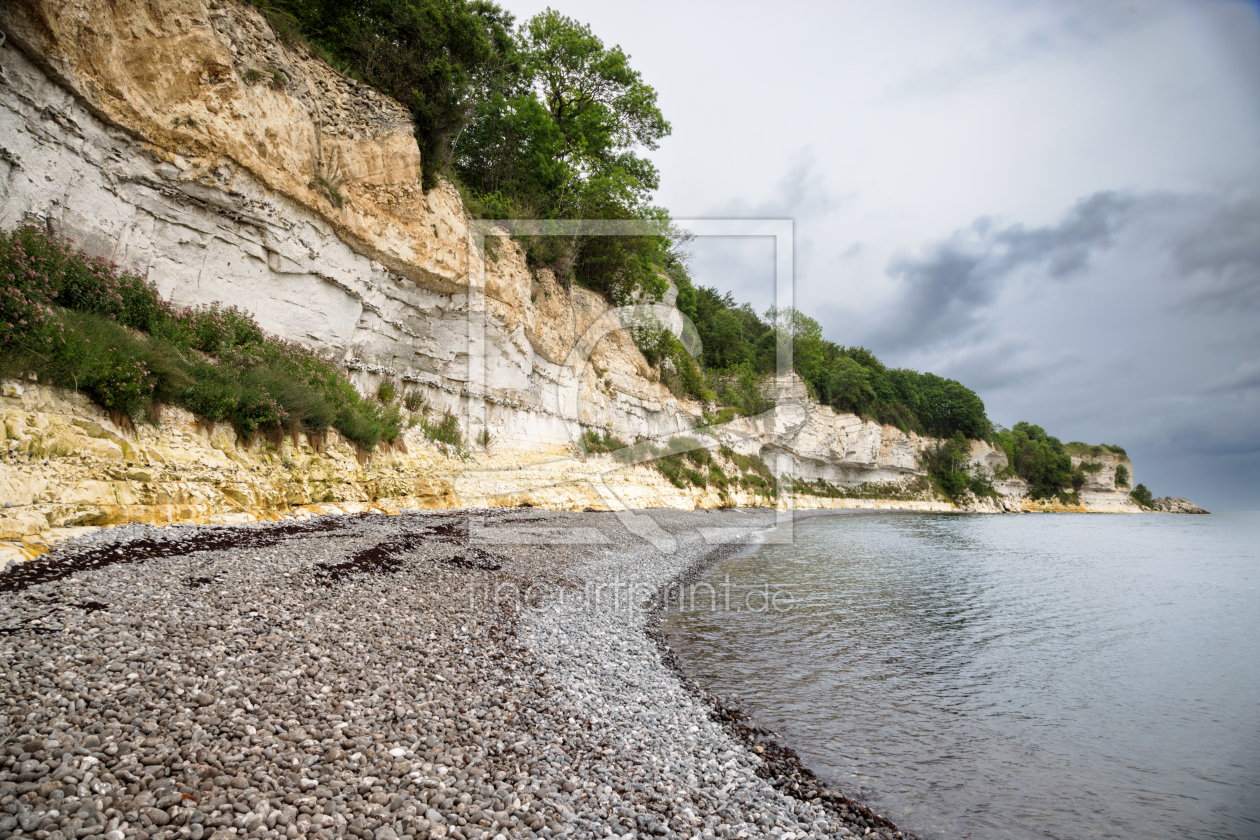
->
[0, 508, 909, 840]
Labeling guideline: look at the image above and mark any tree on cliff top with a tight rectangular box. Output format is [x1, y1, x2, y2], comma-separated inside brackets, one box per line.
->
[456, 9, 672, 305]
[519, 10, 669, 165]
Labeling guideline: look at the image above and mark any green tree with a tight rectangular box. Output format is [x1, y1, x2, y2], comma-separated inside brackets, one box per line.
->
[923, 430, 973, 500]
[820, 357, 876, 414]
[994, 422, 1075, 499]
[519, 10, 669, 166]
[765, 306, 826, 385]
[456, 9, 672, 303]
[917, 373, 988, 439]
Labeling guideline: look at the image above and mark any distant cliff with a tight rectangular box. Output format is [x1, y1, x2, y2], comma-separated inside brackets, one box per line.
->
[0, 0, 1148, 565]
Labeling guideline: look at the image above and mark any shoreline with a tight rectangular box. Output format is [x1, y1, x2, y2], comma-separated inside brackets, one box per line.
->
[643, 511, 914, 840]
[1, 507, 932, 840]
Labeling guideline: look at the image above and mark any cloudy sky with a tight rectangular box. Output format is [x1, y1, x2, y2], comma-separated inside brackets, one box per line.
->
[498, 0, 1260, 510]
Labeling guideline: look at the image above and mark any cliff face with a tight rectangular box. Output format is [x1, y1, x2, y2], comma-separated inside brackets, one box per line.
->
[0, 0, 1143, 563]
[0, 0, 691, 450]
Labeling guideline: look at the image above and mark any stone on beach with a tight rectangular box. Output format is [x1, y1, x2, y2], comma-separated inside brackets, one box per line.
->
[0, 508, 904, 840]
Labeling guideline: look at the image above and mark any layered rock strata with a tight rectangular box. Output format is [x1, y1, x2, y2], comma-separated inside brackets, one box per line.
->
[0, 0, 694, 453]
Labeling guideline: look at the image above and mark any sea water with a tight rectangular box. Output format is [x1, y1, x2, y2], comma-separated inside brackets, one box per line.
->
[664, 511, 1260, 839]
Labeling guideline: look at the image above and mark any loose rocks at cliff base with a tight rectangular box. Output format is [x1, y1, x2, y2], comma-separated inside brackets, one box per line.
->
[0, 508, 905, 840]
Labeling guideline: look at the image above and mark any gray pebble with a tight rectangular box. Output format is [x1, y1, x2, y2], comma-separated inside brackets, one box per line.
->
[0, 508, 902, 840]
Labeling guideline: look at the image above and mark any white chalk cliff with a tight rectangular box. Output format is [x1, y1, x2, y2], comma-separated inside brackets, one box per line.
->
[0, 0, 1144, 563]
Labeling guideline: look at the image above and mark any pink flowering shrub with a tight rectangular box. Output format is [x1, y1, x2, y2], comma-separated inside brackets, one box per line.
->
[0, 230, 57, 347]
[91, 354, 155, 414]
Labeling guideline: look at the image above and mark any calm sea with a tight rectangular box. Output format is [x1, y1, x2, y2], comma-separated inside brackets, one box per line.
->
[664, 511, 1260, 840]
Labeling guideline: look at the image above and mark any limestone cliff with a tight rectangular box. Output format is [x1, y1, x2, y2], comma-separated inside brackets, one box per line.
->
[0, 0, 689, 451]
[0, 0, 1147, 564]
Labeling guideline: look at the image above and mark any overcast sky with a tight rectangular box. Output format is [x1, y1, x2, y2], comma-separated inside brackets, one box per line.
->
[498, 0, 1260, 510]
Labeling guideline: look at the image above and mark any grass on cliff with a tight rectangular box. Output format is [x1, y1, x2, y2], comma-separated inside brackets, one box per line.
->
[1064, 441, 1128, 459]
[0, 225, 403, 451]
[789, 475, 933, 501]
[578, 429, 776, 498]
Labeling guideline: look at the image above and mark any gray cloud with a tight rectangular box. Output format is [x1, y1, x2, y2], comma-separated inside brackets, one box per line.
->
[825, 188, 1260, 509]
[1205, 357, 1260, 394]
[707, 150, 834, 220]
[925, 339, 1080, 394]
[685, 153, 837, 313]
[876, 191, 1134, 350]
[503, 0, 1260, 507]
[888, 1, 1162, 99]
[1171, 196, 1260, 311]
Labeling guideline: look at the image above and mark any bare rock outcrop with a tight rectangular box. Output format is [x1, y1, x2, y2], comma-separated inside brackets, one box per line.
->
[1150, 497, 1210, 514]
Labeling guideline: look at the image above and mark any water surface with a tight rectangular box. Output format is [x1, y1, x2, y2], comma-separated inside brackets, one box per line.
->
[665, 511, 1260, 839]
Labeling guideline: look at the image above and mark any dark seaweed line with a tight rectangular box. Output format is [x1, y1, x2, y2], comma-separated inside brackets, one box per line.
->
[0, 516, 359, 594]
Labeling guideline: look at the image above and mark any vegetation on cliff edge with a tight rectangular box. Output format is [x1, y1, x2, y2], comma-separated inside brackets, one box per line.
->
[0, 226, 403, 452]
[254, 0, 675, 308]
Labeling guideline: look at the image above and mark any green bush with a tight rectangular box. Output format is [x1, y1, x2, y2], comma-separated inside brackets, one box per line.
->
[992, 422, 1075, 500]
[403, 390, 427, 413]
[712, 363, 768, 418]
[182, 362, 242, 423]
[582, 428, 627, 455]
[90, 354, 154, 415]
[0, 225, 406, 451]
[423, 412, 462, 448]
[653, 453, 708, 489]
[377, 378, 397, 404]
[967, 466, 996, 499]
[714, 445, 777, 497]
[921, 431, 971, 501]
[684, 447, 712, 468]
[1130, 483, 1154, 508]
[1070, 468, 1087, 492]
[1115, 464, 1130, 488]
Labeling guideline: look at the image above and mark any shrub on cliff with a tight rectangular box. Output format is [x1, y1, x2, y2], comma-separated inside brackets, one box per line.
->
[1130, 483, 1154, 508]
[581, 428, 626, 455]
[991, 422, 1078, 500]
[921, 430, 998, 502]
[0, 225, 403, 451]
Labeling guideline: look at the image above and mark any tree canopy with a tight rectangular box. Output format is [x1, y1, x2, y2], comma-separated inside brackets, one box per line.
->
[455, 9, 672, 304]
[670, 271, 990, 440]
